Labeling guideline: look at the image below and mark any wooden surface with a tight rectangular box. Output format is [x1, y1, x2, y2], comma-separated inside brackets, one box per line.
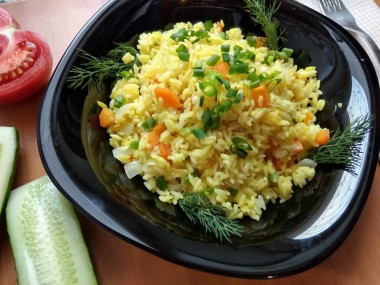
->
[1, 1, 380, 284]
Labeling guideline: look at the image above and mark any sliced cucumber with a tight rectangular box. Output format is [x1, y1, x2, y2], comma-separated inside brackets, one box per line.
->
[6, 176, 98, 285]
[0, 126, 19, 215]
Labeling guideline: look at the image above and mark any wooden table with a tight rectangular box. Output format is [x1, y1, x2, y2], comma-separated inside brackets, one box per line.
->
[1, 1, 379, 284]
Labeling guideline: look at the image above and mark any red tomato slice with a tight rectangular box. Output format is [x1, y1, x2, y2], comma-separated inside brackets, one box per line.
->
[0, 8, 52, 105]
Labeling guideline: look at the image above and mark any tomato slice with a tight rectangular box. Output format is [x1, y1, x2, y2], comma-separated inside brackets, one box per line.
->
[0, 8, 52, 105]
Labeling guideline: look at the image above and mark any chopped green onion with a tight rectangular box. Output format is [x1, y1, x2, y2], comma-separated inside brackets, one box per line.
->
[228, 63, 249, 75]
[199, 96, 205, 107]
[155, 176, 167, 190]
[210, 116, 220, 130]
[221, 44, 230, 52]
[259, 72, 269, 81]
[128, 140, 139, 150]
[114, 94, 126, 108]
[247, 72, 259, 82]
[200, 188, 214, 196]
[231, 137, 253, 150]
[247, 36, 257, 47]
[141, 117, 156, 131]
[269, 172, 279, 183]
[225, 89, 238, 98]
[178, 52, 190, 62]
[202, 108, 213, 132]
[223, 79, 231, 90]
[212, 100, 232, 117]
[228, 187, 238, 197]
[119, 70, 132, 79]
[233, 45, 243, 57]
[222, 52, 231, 63]
[206, 70, 224, 85]
[245, 79, 260, 89]
[236, 50, 255, 61]
[229, 137, 253, 158]
[220, 32, 228, 40]
[181, 127, 192, 135]
[193, 68, 205, 78]
[206, 54, 221, 66]
[170, 28, 188, 42]
[282, 47, 293, 58]
[192, 29, 209, 43]
[203, 20, 213, 31]
[199, 81, 217, 97]
[234, 93, 244, 103]
[195, 59, 205, 68]
[176, 44, 188, 53]
[192, 128, 208, 139]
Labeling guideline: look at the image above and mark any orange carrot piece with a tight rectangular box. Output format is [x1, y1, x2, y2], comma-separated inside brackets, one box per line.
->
[99, 108, 114, 128]
[216, 21, 223, 31]
[304, 113, 314, 124]
[213, 62, 230, 79]
[290, 139, 304, 155]
[251, 82, 270, 107]
[148, 124, 166, 147]
[315, 129, 330, 145]
[160, 143, 172, 161]
[256, 37, 267, 48]
[274, 158, 283, 171]
[154, 86, 181, 109]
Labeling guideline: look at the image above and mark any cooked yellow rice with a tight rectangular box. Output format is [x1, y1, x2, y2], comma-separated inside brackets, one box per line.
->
[104, 21, 326, 221]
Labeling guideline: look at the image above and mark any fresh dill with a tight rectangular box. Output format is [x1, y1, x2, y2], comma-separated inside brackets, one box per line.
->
[178, 192, 244, 242]
[244, 0, 283, 51]
[308, 115, 374, 172]
[67, 43, 139, 90]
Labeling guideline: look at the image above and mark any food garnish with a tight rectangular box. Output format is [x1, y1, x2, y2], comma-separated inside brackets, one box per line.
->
[178, 192, 244, 242]
[67, 43, 139, 90]
[244, 0, 283, 51]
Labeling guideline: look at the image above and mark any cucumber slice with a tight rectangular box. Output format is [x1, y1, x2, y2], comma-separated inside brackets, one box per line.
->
[0, 126, 19, 215]
[6, 176, 98, 285]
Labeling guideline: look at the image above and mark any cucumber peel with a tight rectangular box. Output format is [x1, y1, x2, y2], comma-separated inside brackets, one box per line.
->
[0, 126, 19, 215]
[6, 176, 98, 285]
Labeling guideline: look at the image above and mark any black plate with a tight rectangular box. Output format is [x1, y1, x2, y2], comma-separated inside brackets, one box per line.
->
[38, 0, 380, 278]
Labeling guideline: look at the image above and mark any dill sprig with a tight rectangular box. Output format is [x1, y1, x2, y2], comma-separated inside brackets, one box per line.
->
[244, 0, 283, 51]
[67, 43, 139, 90]
[178, 192, 244, 242]
[308, 115, 374, 172]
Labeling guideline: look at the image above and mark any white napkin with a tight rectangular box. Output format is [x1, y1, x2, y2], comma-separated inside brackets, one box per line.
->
[295, 0, 380, 77]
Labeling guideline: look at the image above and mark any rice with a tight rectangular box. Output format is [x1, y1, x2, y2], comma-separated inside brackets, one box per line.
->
[104, 20, 325, 221]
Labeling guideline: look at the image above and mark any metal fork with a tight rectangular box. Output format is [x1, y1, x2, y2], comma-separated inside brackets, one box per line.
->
[318, 0, 380, 62]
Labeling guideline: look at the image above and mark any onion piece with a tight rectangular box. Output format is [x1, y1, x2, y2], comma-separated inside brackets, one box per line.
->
[124, 161, 142, 179]
[297, 158, 317, 168]
[112, 147, 131, 160]
[115, 103, 133, 120]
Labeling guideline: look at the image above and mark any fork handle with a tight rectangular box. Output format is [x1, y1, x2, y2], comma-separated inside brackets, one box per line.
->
[348, 27, 380, 65]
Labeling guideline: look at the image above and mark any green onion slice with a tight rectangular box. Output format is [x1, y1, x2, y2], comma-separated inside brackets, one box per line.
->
[192, 128, 207, 139]
[141, 117, 156, 131]
[247, 36, 257, 47]
[228, 187, 238, 197]
[222, 52, 231, 63]
[200, 188, 214, 196]
[206, 54, 221, 66]
[231, 137, 253, 150]
[114, 94, 126, 108]
[202, 108, 213, 132]
[269, 172, 279, 183]
[234, 93, 244, 103]
[128, 140, 139, 150]
[193, 68, 205, 78]
[203, 20, 213, 31]
[199, 96, 205, 107]
[225, 89, 238, 98]
[221, 44, 230, 52]
[199, 81, 217, 97]
[228, 63, 249, 75]
[155, 176, 167, 190]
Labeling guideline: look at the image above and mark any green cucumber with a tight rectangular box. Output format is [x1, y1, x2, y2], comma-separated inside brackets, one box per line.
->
[6, 176, 98, 285]
[0, 126, 19, 215]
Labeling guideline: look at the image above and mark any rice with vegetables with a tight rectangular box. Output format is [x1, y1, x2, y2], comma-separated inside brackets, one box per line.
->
[100, 20, 327, 221]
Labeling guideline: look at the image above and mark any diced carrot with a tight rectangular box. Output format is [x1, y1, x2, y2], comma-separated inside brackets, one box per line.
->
[251, 82, 270, 107]
[304, 113, 314, 124]
[213, 62, 230, 79]
[265, 140, 276, 156]
[256, 37, 267, 48]
[99, 108, 114, 128]
[160, 143, 172, 161]
[154, 86, 181, 109]
[148, 124, 166, 147]
[274, 158, 283, 171]
[315, 129, 330, 145]
[216, 21, 223, 31]
[290, 139, 304, 155]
